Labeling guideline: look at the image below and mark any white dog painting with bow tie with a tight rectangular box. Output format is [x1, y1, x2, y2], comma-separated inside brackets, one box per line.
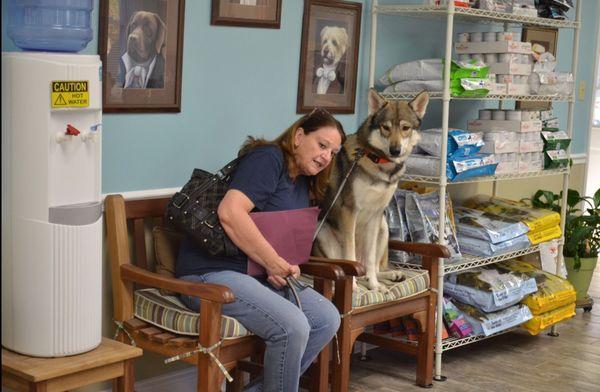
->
[313, 25, 349, 95]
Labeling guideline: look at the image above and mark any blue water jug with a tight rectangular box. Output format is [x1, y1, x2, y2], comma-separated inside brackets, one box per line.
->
[7, 0, 94, 52]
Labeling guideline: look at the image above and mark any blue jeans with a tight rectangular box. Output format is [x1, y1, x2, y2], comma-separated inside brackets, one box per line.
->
[180, 271, 340, 392]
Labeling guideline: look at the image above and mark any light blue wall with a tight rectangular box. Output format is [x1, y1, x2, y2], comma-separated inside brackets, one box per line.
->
[2, 0, 597, 193]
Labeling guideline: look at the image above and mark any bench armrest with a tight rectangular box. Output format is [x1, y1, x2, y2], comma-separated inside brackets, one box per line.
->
[388, 240, 450, 259]
[120, 264, 235, 304]
[309, 256, 365, 277]
[300, 262, 345, 280]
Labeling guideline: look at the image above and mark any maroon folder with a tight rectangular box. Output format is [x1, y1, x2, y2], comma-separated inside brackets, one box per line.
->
[247, 207, 320, 276]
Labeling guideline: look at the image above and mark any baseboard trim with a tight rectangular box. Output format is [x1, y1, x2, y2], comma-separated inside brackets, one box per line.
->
[100, 367, 198, 392]
[571, 153, 586, 165]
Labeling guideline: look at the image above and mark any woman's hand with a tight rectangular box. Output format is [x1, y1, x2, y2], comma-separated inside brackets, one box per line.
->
[266, 260, 301, 289]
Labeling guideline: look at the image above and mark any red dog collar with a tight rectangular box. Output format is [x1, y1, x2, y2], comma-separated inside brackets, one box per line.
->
[365, 150, 392, 164]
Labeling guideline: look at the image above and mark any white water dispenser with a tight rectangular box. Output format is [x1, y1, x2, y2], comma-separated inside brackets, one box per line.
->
[2, 52, 103, 357]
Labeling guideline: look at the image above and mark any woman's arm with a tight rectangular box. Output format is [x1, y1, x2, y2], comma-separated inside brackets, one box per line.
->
[217, 189, 299, 286]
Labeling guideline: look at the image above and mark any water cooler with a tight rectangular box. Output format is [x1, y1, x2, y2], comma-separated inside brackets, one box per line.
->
[1, 51, 103, 357]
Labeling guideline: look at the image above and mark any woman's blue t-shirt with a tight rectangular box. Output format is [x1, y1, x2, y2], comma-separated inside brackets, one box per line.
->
[176, 145, 309, 277]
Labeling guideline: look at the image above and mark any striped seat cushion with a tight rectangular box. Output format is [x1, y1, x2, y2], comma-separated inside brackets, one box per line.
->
[134, 288, 251, 339]
[353, 268, 430, 308]
[299, 267, 429, 308]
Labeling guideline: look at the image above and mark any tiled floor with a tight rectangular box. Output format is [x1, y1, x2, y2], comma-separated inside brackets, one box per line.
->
[349, 261, 600, 392]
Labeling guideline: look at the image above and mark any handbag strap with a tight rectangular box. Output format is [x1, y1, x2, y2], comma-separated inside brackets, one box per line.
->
[176, 156, 242, 207]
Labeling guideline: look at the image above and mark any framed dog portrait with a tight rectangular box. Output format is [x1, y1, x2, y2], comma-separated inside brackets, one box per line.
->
[516, 27, 559, 111]
[211, 0, 282, 28]
[297, 0, 362, 114]
[99, 0, 185, 112]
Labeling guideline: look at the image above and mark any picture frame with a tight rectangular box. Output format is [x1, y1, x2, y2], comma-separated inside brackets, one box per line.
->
[516, 27, 559, 111]
[296, 0, 362, 114]
[99, 0, 185, 113]
[211, 0, 282, 29]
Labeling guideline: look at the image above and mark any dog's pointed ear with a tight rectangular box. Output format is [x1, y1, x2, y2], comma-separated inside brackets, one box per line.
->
[409, 91, 429, 120]
[368, 88, 387, 113]
[154, 13, 166, 56]
[127, 12, 137, 37]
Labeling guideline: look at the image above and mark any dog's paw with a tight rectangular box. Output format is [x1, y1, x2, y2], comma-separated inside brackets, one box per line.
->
[365, 276, 387, 293]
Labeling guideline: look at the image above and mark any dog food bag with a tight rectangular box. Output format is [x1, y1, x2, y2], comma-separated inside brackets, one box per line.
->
[454, 301, 533, 336]
[448, 154, 498, 182]
[382, 80, 444, 94]
[454, 206, 530, 244]
[404, 154, 498, 182]
[496, 260, 576, 314]
[449, 60, 489, 80]
[405, 191, 462, 263]
[445, 265, 538, 312]
[463, 195, 560, 232]
[443, 296, 473, 338]
[418, 128, 485, 158]
[386, 189, 413, 264]
[451, 78, 490, 97]
[378, 58, 443, 86]
[522, 302, 576, 335]
[527, 225, 562, 245]
[457, 233, 531, 258]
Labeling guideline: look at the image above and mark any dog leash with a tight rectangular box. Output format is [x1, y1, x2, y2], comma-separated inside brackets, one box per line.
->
[284, 148, 364, 312]
[313, 148, 365, 241]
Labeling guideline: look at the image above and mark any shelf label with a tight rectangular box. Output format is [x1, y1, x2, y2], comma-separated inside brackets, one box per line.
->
[51, 81, 89, 108]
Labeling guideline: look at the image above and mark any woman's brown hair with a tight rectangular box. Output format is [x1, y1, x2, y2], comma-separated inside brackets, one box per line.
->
[238, 108, 346, 202]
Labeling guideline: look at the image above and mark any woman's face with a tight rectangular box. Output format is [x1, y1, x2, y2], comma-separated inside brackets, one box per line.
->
[294, 125, 342, 176]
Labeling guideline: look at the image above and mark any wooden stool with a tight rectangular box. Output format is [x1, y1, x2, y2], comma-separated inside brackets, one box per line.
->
[2, 337, 142, 392]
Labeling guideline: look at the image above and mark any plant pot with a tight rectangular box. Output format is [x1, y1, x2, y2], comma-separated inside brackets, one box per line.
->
[564, 256, 598, 302]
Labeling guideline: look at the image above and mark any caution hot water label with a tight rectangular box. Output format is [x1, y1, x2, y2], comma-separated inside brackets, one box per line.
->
[51, 81, 90, 108]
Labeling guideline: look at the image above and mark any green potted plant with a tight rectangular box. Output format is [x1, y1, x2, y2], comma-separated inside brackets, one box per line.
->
[529, 187, 599, 309]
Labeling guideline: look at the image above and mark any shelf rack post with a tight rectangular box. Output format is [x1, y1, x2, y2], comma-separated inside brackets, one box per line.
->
[368, 0, 379, 89]
[434, 0, 456, 381]
[552, 0, 581, 336]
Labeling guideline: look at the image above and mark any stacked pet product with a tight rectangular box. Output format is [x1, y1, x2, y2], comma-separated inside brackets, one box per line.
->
[442, 296, 473, 338]
[405, 128, 498, 181]
[497, 260, 576, 335]
[444, 265, 536, 336]
[462, 195, 562, 245]
[528, 47, 574, 97]
[378, 59, 444, 94]
[475, 0, 538, 17]
[455, 30, 532, 96]
[468, 109, 544, 173]
[533, 108, 571, 169]
[453, 206, 531, 257]
[386, 189, 462, 264]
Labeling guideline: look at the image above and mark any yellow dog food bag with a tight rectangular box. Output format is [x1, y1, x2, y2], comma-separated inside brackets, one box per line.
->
[527, 225, 562, 245]
[463, 195, 560, 232]
[522, 303, 576, 335]
[497, 260, 576, 314]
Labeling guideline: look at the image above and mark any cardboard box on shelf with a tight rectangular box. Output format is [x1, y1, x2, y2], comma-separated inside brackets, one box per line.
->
[455, 41, 532, 54]
[468, 119, 543, 133]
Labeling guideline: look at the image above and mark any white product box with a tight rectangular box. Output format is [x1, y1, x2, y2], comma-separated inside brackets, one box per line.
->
[481, 140, 520, 154]
[485, 82, 507, 95]
[496, 161, 519, 174]
[507, 83, 531, 95]
[512, 8, 538, 17]
[489, 61, 533, 76]
[520, 111, 541, 121]
[519, 140, 544, 153]
[455, 41, 532, 54]
[468, 119, 543, 133]
[518, 152, 544, 173]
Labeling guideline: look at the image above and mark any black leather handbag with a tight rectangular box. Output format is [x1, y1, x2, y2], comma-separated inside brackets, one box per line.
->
[165, 157, 243, 257]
